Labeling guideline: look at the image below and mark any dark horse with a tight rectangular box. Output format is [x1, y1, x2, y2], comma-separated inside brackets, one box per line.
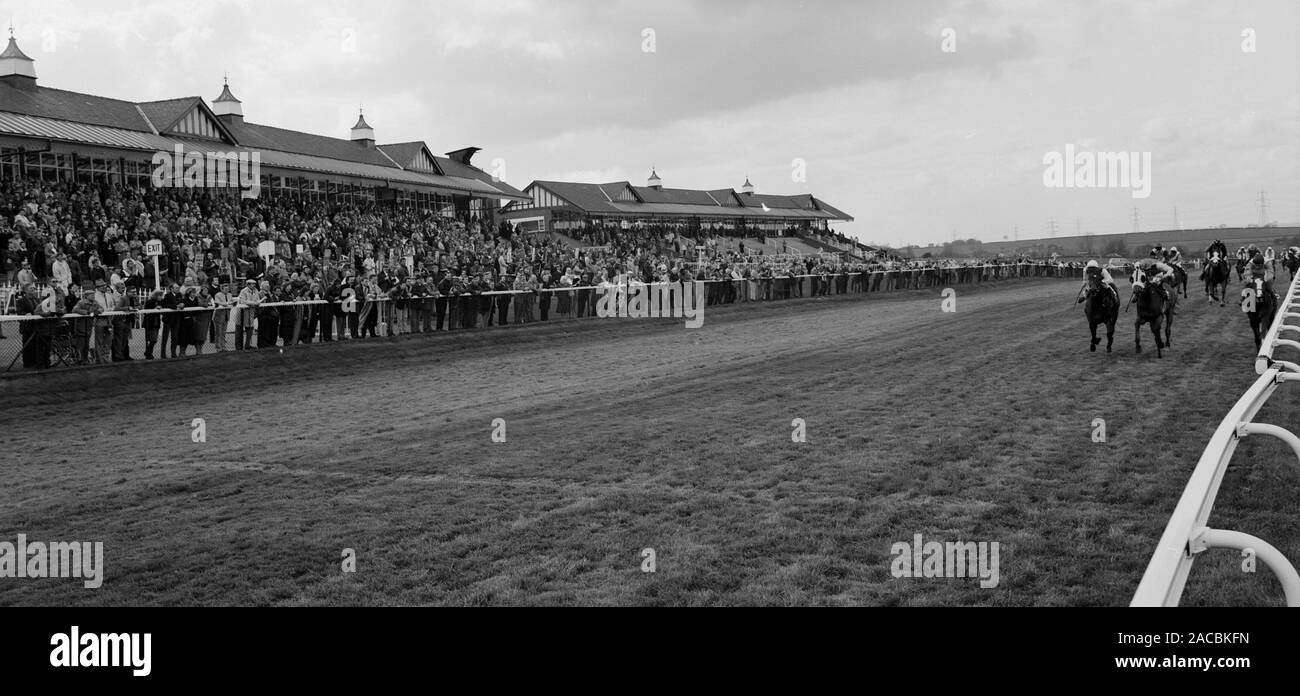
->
[1170, 263, 1188, 298]
[1202, 257, 1231, 305]
[1130, 273, 1175, 358]
[1283, 249, 1300, 281]
[1243, 283, 1279, 350]
[1081, 272, 1119, 352]
[1235, 257, 1247, 282]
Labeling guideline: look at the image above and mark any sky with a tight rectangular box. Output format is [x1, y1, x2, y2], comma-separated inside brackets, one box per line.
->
[3, 0, 1297, 247]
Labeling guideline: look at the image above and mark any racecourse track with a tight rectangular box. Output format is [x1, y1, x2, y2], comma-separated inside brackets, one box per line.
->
[2, 274, 1298, 606]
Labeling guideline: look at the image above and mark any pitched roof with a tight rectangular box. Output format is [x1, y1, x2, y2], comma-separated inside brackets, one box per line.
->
[136, 97, 203, 133]
[531, 181, 626, 213]
[222, 119, 397, 168]
[632, 185, 723, 206]
[434, 155, 527, 199]
[0, 81, 153, 132]
[517, 180, 852, 220]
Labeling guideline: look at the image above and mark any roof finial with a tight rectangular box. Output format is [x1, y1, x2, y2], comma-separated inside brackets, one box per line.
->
[223, 71, 228, 85]
[8, 21, 14, 38]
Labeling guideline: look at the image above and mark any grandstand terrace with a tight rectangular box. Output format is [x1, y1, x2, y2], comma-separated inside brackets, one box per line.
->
[501, 170, 853, 237]
[0, 33, 527, 216]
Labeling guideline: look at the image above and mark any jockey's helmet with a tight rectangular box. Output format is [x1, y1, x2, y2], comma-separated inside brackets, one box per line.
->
[1086, 259, 1099, 269]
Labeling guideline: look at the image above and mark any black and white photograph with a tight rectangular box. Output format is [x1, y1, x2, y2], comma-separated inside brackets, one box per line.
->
[0, 0, 1296, 680]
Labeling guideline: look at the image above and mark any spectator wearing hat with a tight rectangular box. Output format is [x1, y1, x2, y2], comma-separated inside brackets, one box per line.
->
[90, 279, 117, 364]
[160, 282, 184, 358]
[68, 285, 100, 361]
[236, 279, 261, 350]
[492, 273, 511, 326]
[110, 280, 136, 361]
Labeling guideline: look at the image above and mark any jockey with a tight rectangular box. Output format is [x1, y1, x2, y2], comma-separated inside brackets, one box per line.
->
[1077, 260, 1117, 303]
[1206, 239, 1228, 262]
[1137, 257, 1176, 302]
[1150, 244, 1164, 259]
[1265, 246, 1276, 265]
[1163, 246, 1182, 265]
[1247, 252, 1274, 302]
[1237, 246, 1250, 261]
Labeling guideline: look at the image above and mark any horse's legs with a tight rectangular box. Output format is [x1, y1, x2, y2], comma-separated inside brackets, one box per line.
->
[1135, 318, 1143, 353]
[1106, 318, 1115, 352]
[1164, 310, 1172, 349]
[1151, 319, 1164, 358]
[1089, 320, 1099, 352]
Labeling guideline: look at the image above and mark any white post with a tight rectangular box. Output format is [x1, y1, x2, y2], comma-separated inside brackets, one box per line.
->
[153, 256, 161, 293]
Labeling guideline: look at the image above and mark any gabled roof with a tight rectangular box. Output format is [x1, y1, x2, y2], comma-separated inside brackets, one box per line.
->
[378, 141, 445, 175]
[136, 97, 199, 132]
[529, 181, 626, 213]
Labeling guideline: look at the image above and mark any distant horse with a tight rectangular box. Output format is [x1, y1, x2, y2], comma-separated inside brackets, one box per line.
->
[1283, 249, 1300, 281]
[1235, 257, 1247, 282]
[1202, 257, 1231, 305]
[1130, 271, 1175, 358]
[1081, 272, 1119, 352]
[1170, 263, 1188, 298]
[1243, 282, 1279, 350]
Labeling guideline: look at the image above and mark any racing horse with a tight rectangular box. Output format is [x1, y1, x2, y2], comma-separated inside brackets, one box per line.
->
[1202, 256, 1231, 305]
[1235, 256, 1248, 282]
[1170, 263, 1188, 298]
[1283, 247, 1300, 282]
[1130, 269, 1175, 358]
[1081, 271, 1119, 352]
[1243, 281, 1278, 350]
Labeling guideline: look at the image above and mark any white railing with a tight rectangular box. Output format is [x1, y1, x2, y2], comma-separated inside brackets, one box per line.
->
[1132, 272, 1300, 606]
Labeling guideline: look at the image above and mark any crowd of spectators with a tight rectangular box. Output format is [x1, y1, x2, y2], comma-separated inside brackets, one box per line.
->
[0, 177, 1075, 369]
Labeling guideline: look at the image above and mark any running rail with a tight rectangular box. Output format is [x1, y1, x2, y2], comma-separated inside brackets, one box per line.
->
[1132, 272, 1300, 606]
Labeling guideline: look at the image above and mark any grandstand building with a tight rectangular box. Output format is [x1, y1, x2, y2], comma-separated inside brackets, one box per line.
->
[501, 170, 853, 235]
[0, 33, 527, 218]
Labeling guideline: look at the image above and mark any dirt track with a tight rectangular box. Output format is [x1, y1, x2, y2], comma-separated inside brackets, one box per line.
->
[2, 277, 1297, 606]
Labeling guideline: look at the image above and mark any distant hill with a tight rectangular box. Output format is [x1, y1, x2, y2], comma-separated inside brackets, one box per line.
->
[901, 226, 1300, 260]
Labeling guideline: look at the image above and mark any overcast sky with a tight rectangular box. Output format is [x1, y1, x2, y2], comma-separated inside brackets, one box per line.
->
[5, 0, 1298, 246]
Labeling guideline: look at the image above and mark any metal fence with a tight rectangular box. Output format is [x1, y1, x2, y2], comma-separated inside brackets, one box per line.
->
[0, 262, 1080, 374]
[1131, 271, 1300, 606]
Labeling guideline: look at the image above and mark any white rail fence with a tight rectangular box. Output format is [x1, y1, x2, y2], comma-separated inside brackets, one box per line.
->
[1132, 273, 1300, 606]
